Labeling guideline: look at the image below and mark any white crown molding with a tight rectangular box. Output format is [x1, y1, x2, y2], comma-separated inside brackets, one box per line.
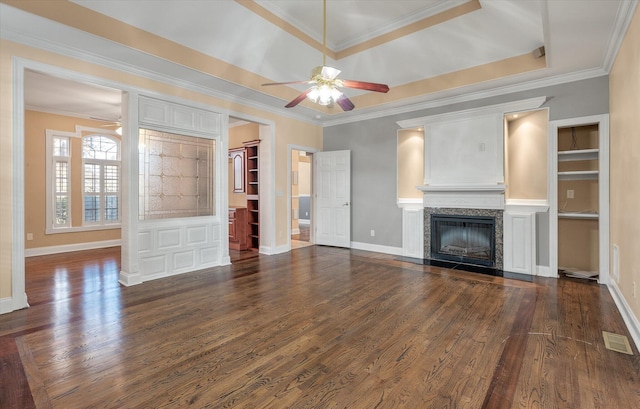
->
[322, 68, 607, 128]
[396, 96, 546, 128]
[602, 0, 639, 73]
[0, 14, 323, 126]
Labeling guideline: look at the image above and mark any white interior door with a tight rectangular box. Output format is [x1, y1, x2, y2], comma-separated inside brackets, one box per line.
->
[314, 150, 351, 247]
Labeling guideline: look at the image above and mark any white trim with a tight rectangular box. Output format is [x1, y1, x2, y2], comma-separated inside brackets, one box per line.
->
[11, 58, 28, 313]
[350, 241, 403, 256]
[396, 97, 547, 129]
[298, 219, 310, 225]
[46, 224, 121, 235]
[25, 239, 121, 257]
[291, 228, 300, 235]
[608, 281, 640, 352]
[536, 265, 553, 277]
[602, 0, 639, 73]
[397, 198, 423, 209]
[505, 199, 549, 213]
[0, 297, 15, 314]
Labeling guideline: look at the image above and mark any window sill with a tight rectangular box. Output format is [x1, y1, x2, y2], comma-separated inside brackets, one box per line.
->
[46, 224, 121, 235]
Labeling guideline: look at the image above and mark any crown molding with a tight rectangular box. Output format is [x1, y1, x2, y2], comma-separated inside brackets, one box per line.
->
[602, 0, 639, 73]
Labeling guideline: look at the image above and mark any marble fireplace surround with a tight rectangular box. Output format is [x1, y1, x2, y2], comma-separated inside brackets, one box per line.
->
[419, 185, 505, 269]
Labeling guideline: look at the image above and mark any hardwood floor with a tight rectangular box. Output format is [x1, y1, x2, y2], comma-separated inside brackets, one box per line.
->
[1, 246, 638, 408]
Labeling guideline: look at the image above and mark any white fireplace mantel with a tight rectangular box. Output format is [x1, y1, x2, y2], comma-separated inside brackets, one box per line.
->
[417, 184, 505, 210]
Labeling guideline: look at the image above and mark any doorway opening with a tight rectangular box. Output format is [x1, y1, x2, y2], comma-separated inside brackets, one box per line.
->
[291, 149, 313, 249]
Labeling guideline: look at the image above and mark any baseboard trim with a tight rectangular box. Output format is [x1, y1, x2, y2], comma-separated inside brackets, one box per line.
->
[25, 239, 121, 257]
[607, 280, 640, 352]
[118, 270, 142, 287]
[298, 219, 310, 225]
[291, 228, 300, 235]
[350, 241, 403, 256]
[0, 297, 14, 314]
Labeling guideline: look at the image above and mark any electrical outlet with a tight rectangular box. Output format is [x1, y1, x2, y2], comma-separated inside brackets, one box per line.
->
[370, 230, 375, 237]
[567, 189, 574, 199]
[26, 233, 33, 241]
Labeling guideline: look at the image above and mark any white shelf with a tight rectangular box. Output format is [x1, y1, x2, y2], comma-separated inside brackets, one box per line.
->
[558, 170, 598, 180]
[558, 212, 599, 220]
[558, 149, 599, 162]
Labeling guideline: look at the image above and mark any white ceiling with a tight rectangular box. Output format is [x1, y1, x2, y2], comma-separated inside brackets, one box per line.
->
[2, 0, 637, 125]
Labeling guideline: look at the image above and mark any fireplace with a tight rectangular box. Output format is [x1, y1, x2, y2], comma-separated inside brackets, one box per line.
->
[431, 215, 495, 266]
[424, 207, 504, 269]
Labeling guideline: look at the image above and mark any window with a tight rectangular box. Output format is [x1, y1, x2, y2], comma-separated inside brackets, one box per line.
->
[82, 135, 121, 225]
[52, 136, 71, 227]
[139, 128, 215, 220]
[45, 130, 121, 234]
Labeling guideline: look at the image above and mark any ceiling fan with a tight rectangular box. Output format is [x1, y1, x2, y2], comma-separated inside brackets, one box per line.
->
[262, 0, 390, 111]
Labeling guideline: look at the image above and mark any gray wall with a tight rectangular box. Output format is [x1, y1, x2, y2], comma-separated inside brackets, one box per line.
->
[323, 76, 609, 256]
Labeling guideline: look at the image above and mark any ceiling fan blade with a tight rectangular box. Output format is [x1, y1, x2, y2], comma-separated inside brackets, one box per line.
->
[335, 95, 355, 111]
[285, 89, 312, 108]
[340, 79, 390, 93]
[262, 80, 313, 86]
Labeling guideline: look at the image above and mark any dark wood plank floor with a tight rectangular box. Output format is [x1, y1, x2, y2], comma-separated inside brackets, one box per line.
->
[1, 246, 638, 408]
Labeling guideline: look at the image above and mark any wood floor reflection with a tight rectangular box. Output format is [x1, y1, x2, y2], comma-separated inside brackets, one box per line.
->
[1, 246, 638, 408]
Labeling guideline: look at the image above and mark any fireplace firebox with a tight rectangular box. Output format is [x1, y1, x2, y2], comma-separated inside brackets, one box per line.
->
[430, 214, 496, 267]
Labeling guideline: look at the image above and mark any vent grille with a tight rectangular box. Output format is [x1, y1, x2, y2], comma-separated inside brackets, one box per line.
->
[603, 331, 633, 355]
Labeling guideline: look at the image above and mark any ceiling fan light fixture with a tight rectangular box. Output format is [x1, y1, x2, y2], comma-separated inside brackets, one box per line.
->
[307, 84, 342, 106]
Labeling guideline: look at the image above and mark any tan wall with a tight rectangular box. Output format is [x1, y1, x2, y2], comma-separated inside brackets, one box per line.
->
[609, 6, 640, 322]
[299, 157, 311, 196]
[227, 123, 259, 208]
[397, 129, 424, 199]
[505, 109, 548, 200]
[24, 110, 122, 249]
[0, 39, 322, 301]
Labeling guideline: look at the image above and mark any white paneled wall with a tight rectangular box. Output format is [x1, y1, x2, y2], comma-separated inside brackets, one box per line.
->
[138, 217, 222, 281]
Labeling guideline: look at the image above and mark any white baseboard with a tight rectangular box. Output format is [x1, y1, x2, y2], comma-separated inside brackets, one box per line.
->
[0, 297, 14, 314]
[350, 241, 403, 256]
[118, 270, 142, 287]
[291, 228, 300, 235]
[298, 219, 310, 225]
[0, 293, 29, 315]
[25, 239, 121, 257]
[608, 280, 640, 352]
[536, 265, 555, 277]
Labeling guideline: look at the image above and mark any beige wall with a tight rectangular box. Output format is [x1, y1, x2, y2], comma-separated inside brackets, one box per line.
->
[0, 39, 322, 301]
[228, 123, 260, 208]
[609, 6, 640, 322]
[24, 110, 122, 249]
[397, 129, 424, 199]
[505, 109, 548, 200]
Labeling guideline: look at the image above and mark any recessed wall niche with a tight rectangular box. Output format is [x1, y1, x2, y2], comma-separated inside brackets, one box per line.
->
[139, 128, 216, 220]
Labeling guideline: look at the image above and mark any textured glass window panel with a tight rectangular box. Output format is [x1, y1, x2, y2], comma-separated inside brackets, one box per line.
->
[148, 175, 163, 196]
[84, 195, 100, 222]
[162, 156, 181, 177]
[55, 162, 68, 193]
[139, 128, 215, 220]
[180, 158, 198, 177]
[149, 154, 163, 176]
[180, 178, 198, 196]
[181, 143, 198, 158]
[84, 164, 101, 193]
[105, 195, 119, 221]
[162, 176, 181, 196]
[53, 137, 69, 157]
[104, 165, 119, 193]
[55, 196, 69, 225]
